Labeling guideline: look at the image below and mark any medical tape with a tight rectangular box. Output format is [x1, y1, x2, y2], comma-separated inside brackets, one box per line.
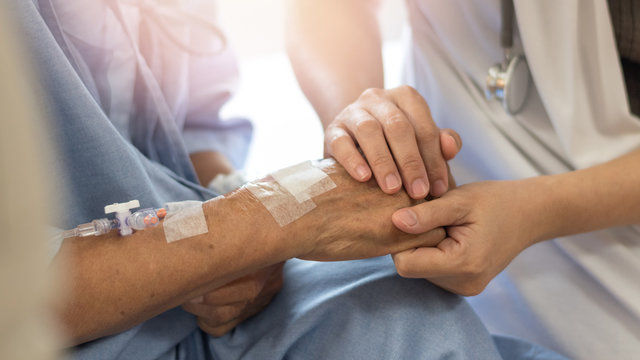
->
[247, 160, 336, 226]
[163, 200, 209, 243]
[271, 161, 334, 202]
[246, 181, 316, 227]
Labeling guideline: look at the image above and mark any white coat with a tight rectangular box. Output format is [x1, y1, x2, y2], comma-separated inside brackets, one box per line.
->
[404, 0, 640, 358]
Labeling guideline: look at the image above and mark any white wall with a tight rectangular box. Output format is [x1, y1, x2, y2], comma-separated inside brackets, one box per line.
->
[216, 0, 408, 177]
[217, 0, 407, 58]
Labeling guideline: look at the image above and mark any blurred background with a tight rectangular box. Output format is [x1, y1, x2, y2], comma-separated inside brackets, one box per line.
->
[216, 0, 408, 178]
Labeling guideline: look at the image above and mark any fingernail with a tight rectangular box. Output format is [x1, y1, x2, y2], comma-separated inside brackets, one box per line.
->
[411, 178, 428, 197]
[396, 209, 418, 227]
[356, 165, 369, 180]
[447, 134, 457, 147]
[385, 173, 401, 190]
[189, 296, 204, 304]
[432, 180, 447, 196]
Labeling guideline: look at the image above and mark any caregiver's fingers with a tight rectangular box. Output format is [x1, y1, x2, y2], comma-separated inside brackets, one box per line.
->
[341, 106, 403, 194]
[390, 86, 448, 197]
[324, 125, 372, 182]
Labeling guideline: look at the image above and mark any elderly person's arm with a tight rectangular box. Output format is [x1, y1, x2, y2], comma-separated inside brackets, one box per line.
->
[53, 160, 445, 346]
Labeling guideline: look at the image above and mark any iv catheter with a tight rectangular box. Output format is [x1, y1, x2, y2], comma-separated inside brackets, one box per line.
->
[60, 200, 167, 239]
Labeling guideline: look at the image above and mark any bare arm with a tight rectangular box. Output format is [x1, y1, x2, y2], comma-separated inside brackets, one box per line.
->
[391, 148, 640, 295]
[530, 148, 640, 240]
[53, 190, 287, 346]
[286, 0, 383, 128]
[286, 1, 456, 198]
[54, 160, 445, 345]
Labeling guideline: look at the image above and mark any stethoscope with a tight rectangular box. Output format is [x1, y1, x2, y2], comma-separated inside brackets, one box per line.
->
[485, 0, 531, 115]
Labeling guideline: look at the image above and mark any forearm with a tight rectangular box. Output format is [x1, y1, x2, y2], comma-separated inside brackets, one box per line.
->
[53, 190, 295, 345]
[525, 148, 640, 243]
[55, 161, 445, 345]
[286, 0, 383, 127]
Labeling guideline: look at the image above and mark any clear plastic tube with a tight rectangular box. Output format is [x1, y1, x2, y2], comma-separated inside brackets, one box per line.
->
[61, 207, 166, 239]
[61, 218, 117, 239]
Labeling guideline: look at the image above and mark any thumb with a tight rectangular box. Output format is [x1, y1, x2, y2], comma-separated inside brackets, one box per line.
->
[392, 237, 461, 278]
[392, 195, 466, 234]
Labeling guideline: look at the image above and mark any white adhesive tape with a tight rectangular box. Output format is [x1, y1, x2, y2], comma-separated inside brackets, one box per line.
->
[165, 200, 205, 213]
[271, 161, 332, 202]
[163, 200, 209, 243]
[248, 160, 336, 227]
[246, 181, 317, 226]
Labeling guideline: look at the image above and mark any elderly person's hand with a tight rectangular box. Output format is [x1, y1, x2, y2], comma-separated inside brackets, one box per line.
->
[182, 156, 451, 336]
[286, 159, 446, 261]
[182, 262, 284, 337]
[325, 86, 461, 199]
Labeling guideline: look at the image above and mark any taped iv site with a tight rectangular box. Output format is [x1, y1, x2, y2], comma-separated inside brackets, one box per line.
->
[246, 160, 336, 226]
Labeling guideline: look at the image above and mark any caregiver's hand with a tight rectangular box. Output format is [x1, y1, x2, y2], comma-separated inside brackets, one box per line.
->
[390, 180, 542, 296]
[325, 85, 461, 199]
[182, 262, 284, 337]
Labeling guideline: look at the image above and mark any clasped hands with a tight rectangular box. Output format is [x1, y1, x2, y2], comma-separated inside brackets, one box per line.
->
[184, 85, 539, 337]
[327, 85, 538, 296]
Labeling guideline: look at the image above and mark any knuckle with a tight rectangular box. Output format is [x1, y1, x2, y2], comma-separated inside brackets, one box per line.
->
[398, 84, 418, 96]
[343, 153, 364, 168]
[405, 85, 427, 104]
[355, 117, 382, 135]
[384, 114, 413, 135]
[415, 122, 438, 140]
[342, 103, 360, 117]
[360, 87, 384, 100]
[333, 105, 356, 125]
[368, 153, 394, 168]
[398, 156, 424, 173]
[327, 131, 349, 146]
[325, 133, 349, 156]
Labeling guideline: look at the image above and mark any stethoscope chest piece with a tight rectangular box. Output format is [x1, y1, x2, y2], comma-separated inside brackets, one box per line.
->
[486, 0, 531, 115]
[485, 54, 531, 115]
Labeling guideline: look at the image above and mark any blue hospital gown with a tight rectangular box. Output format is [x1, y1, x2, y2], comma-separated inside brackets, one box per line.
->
[11, 0, 568, 359]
